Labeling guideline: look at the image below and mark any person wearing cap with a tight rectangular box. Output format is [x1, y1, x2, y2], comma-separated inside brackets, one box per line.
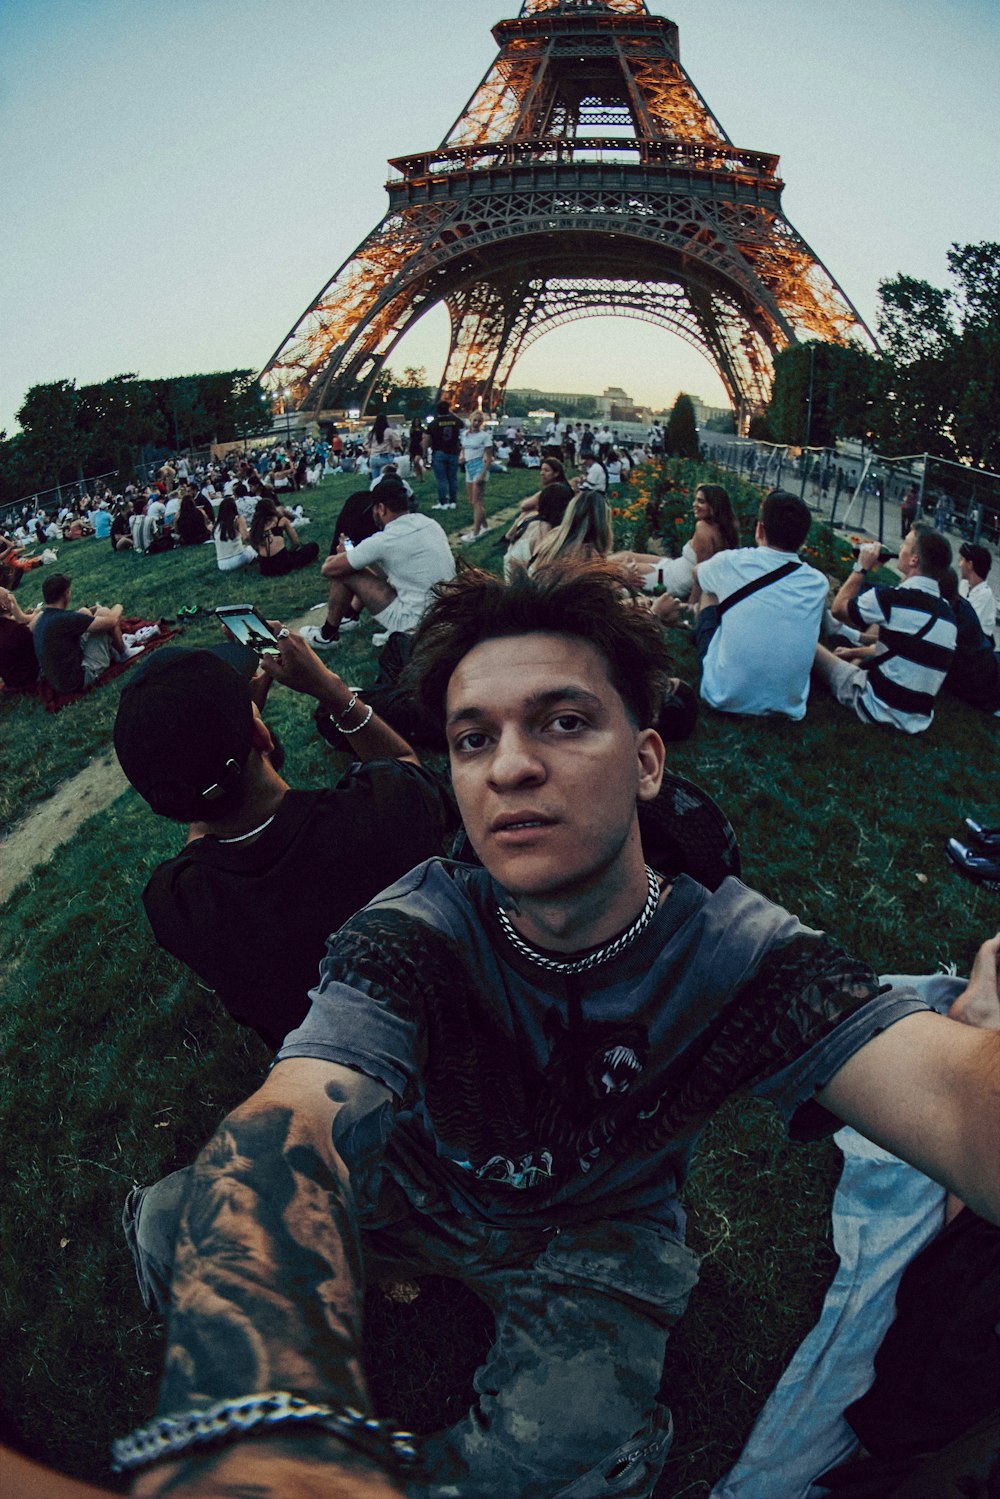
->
[32, 574, 141, 693]
[958, 543, 997, 640]
[113, 629, 454, 1053]
[122, 563, 1000, 1499]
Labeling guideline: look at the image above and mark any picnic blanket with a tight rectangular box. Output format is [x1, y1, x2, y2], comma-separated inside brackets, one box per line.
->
[37, 618, 183, 713]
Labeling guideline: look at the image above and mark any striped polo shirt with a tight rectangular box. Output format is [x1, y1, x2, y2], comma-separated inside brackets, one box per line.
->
[848, 575, 956, 732]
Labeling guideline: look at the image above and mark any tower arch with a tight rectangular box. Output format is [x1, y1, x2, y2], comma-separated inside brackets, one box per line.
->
[261, 0, 874, 423]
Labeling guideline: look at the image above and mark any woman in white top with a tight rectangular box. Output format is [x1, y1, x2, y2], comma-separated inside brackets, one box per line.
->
[366, 415, 402, 482]
[459, 411, 493, 541]
[213, 496, 257, 572]
[612, 483, 739, 601]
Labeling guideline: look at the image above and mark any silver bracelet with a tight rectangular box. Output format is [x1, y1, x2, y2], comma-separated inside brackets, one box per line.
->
[330, 692, 358, 727]
[111, 1390, 418, 1474]
[337, 702, 374, 734]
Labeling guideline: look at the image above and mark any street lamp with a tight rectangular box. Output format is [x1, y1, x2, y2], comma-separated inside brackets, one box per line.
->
[278, 387, 292, 444]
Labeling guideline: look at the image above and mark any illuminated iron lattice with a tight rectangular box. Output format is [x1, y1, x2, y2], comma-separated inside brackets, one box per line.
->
[261, 0, 874, 422]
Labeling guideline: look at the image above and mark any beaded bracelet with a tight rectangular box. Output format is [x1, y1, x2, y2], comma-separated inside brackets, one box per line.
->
[337, 703, 374, 734]
[111, 1390, 418, 1475]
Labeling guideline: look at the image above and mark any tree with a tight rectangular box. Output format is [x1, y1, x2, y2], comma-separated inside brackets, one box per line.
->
[871, 241, 1000, 466]
[0, 431, 39, 505]
[767, 341, 885, 448]
[76, 375, 160, 478]
[666, 393, 699, 458]
[15, 380, 83, 489]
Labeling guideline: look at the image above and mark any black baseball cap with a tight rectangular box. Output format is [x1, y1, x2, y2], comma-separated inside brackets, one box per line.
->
[113, 647, 254, 822]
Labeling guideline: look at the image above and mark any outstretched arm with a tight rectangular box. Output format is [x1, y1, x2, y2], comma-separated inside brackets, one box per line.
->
[819, 934, 1000, 1223]
[131, 1058, 402, 1499]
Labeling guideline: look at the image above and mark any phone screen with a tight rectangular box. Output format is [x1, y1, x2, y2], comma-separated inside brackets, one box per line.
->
[215, 605, 281, 656]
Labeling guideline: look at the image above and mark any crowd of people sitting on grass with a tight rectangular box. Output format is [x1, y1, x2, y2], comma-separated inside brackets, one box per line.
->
[1, 414, 997, 730]
[3, 411, 1000, 1499]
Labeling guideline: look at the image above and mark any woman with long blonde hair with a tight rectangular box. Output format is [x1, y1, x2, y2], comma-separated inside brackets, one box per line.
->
[529, 487, 612, 572]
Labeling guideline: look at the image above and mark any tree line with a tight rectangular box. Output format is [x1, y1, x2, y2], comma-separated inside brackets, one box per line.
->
[0, 370, 269, 504]
[761, 242, 999, 469]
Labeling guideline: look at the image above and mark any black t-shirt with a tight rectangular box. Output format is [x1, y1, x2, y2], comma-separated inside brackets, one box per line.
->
[0, 617, 39, 690]
[537, 482, 573, 528]
[428, 414, 465, 456]
[141, 762, 453, 1052]
[330, 490, 378, 553]
[33, 607, 90, 693]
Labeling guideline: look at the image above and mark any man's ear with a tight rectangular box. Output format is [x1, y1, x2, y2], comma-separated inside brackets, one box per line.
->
[636, 728, 666, 803]
[250, 711, 275, 757]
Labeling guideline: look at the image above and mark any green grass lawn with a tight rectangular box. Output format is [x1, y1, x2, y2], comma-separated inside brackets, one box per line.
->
[1, 462, 995, 1494]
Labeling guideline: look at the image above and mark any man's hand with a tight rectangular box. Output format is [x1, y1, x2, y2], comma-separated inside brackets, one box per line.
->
[856, 541, 882, 571]
[260, 628, 342, 700]
[834, 644, 878, 664]
[949, 933, 1000, 1031]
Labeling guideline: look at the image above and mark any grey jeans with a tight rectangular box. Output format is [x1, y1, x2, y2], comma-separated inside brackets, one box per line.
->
[123, 1175, 699, 1498]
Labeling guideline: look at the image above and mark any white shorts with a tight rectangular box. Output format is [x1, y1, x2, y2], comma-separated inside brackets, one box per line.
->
[373, 596, 420, 636]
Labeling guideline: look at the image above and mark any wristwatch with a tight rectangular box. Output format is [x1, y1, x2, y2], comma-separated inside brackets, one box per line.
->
[852, 562, 865, 574]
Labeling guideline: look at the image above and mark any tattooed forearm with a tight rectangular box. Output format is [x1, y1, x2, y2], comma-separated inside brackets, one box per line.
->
[158, 1102, 368, 1418]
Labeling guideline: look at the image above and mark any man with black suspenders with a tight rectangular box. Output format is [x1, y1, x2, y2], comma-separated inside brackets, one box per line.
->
[692, 490, 829, 720]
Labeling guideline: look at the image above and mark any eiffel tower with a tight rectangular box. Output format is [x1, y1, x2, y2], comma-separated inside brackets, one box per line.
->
[261, 0, 874, 424]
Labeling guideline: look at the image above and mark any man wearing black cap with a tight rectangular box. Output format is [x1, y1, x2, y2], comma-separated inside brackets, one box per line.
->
[113, 630, 454, 1052]
[959, 543, 997, 640]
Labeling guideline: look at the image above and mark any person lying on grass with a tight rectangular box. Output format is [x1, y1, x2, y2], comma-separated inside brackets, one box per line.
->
[122, 562, 1000, 1499]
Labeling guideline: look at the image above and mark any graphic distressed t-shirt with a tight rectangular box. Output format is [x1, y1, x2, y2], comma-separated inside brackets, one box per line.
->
[278, 861, 927, 1239]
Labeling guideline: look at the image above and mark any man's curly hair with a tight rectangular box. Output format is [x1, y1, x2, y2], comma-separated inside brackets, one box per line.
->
[406, 560, 673, 730]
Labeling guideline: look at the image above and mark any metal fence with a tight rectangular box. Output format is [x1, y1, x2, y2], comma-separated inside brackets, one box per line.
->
[700, 436, 1000, 550]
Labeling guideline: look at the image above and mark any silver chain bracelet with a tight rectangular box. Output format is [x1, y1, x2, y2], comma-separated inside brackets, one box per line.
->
[337, 702, 374, 734]
[111, 1390, 418, 1475]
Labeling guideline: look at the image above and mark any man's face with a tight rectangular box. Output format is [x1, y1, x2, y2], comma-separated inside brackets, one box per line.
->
[959, 553, 974, 583]
[899, 530, 919, 574]
[445, 633, 663, 903]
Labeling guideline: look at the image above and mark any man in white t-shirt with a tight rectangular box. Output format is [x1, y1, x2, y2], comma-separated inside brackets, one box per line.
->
[575, 456, 608, 494]
[301, 479, 455, 647]
[959, 543, 997, 639]
[694, 490, 829, 719]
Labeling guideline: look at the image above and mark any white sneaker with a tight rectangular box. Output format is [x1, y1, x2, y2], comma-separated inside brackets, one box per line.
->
[114, 643, 145, 662]
[339, 618, 360, 631]
[299, 625, 340, 648]
[371, 631, 390, 647]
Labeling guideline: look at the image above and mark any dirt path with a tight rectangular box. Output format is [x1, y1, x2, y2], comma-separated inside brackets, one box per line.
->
[0, 749, 127, 904]
[0, 511, 523, 905]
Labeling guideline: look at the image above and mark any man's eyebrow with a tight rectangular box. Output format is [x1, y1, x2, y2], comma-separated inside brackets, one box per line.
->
[446, 686, 605, 728]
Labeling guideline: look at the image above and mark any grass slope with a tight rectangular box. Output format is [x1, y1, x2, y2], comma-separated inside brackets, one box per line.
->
[1, 462, 995, 1495]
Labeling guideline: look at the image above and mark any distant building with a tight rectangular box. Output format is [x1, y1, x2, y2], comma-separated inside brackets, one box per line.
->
[688, 394, 732, 427]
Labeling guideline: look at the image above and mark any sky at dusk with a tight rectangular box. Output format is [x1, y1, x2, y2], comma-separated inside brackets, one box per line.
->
[2, 0, 998, 434]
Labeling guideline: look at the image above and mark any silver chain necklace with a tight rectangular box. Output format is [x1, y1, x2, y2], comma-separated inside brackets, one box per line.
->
[495, 866, 661, 975]
[216, 813, 277, 845]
